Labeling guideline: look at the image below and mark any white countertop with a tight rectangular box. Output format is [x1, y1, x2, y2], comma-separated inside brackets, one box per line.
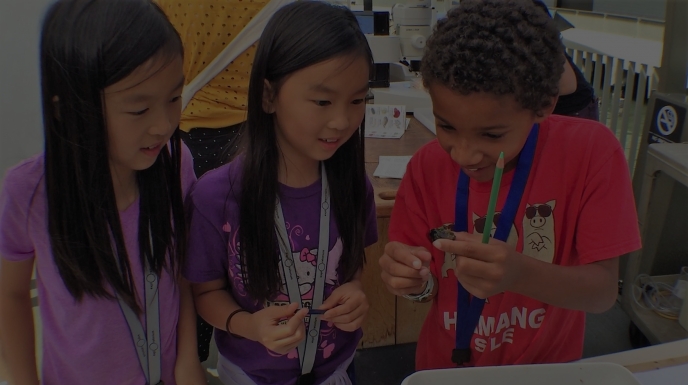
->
[582, 338, 688, 385]
[581, 338, 688, 368]
[400, 339, 688, 385]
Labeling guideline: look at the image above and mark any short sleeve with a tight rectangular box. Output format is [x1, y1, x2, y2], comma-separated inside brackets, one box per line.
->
[575, 136, 641, 263]
[179, 141, 197, 197]
[184, 186, 230, 283]
[0, 168, 37, 261]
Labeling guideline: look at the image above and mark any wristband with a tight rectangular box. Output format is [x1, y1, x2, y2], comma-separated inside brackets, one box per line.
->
[403, 275, 435, 302]
[225, 309, 248, 337]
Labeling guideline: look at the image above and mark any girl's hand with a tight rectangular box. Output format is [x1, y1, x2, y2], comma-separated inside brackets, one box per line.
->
[238, 303, 308, 355]
[174, 357, 207, 385]
[433, 232, 524, 299]
[318, 281, 369, 332]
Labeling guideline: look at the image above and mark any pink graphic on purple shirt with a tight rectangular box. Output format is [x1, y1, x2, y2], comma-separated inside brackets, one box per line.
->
[223, 220, 344, 360]
[222, 222, 253, 306]
[273, 238, 342, 300]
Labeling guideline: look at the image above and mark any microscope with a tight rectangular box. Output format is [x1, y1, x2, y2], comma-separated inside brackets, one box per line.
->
[392, 0, 433, 72]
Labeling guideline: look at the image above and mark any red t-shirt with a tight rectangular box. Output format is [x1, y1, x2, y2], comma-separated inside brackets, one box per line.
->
[389, 115, 641, 369]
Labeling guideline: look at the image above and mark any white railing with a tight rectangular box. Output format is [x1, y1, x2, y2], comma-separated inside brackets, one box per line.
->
[566, 47, 661, 177]
[554, 9, 664, 42]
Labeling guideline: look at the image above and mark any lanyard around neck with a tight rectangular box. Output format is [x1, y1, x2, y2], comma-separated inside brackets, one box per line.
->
[451, 124, 539, 365]
[112, 227, 162, 385]
[274, 162, 330, 378]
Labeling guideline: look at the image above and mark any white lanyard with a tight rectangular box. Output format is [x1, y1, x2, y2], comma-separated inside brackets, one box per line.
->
[274, 163, 330, 377]
[112, 229, 162, 385]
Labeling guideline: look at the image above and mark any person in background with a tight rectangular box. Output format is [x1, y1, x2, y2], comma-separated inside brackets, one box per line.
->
[157, 0, 269, 177]
[156, 0, 271, 362]
[534, 0, 600, 121]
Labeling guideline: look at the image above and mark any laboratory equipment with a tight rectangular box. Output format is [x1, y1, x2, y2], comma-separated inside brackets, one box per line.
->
[391, 0, 434, 70]
[622, 141, 688, 345]
[354, 10, 395, 88]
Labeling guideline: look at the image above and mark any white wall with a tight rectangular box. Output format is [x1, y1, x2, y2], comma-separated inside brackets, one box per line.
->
[0, 0, 53, 189]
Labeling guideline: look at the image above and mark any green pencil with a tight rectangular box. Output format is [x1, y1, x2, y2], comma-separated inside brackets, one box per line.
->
[482, 152, 505, 244]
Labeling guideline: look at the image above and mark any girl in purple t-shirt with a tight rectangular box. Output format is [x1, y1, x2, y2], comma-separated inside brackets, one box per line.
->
[184, 2, 378, 385]
[0, 1, 205, 384]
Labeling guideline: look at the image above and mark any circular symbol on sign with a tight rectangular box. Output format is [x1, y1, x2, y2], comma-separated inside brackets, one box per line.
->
[656, 106, 678, 136]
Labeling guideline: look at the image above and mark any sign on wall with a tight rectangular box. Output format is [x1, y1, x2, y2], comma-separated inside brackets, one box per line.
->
[648, 99, 686, 144]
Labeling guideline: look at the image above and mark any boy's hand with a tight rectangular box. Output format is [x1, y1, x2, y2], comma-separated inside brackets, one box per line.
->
[433, 232, 524, 299]
[318, 280, 368, 332]
[240, 303, 308, 355]
[379, 241, 432, 296]
[174, 358, 207, 385]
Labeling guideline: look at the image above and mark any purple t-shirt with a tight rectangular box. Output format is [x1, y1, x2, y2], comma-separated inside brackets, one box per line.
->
[185, 159, 378, 385]
[0, 144, 196, 385]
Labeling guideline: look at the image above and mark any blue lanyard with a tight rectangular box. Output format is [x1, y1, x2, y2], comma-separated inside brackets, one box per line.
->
[451, 124, 539, 365]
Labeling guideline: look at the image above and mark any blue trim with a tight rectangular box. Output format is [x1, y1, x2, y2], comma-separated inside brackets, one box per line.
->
[451, 124, 540, 362]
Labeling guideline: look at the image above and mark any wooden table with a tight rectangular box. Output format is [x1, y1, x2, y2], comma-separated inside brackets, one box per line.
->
[359, 117, 436, 348]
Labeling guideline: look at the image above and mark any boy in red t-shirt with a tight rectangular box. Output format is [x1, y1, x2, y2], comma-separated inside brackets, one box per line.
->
[378, 0, 641, 370]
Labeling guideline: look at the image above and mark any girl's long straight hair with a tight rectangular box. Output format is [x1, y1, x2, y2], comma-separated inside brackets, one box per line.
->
[237, 1, 375, 303]
[41, 0, 186, 313]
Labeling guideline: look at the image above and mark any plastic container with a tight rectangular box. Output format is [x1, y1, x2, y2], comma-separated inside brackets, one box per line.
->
[401, 362, 641, 385]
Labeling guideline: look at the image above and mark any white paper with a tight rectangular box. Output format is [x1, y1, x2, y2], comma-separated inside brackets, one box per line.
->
[373, 156, 412, 179]
[413, 108, 436, 134]
[364, 104, 406, 138]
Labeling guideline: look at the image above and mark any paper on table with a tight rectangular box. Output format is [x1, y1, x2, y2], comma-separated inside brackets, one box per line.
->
[365, 104, 407, 138]
[413, 108, 435, 134]
[373, 156, 412, 179]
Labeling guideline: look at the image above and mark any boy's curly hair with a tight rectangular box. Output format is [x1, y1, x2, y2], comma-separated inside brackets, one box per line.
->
[421, 0, 565, 115]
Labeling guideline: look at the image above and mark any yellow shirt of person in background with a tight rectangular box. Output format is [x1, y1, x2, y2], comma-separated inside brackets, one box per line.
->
[155, 2, 271, 353]
[157, 0, 269, 131]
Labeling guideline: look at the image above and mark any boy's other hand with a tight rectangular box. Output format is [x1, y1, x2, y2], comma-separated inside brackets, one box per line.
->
[379, 241, 432, 296]
[433, 232, 524, 299]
